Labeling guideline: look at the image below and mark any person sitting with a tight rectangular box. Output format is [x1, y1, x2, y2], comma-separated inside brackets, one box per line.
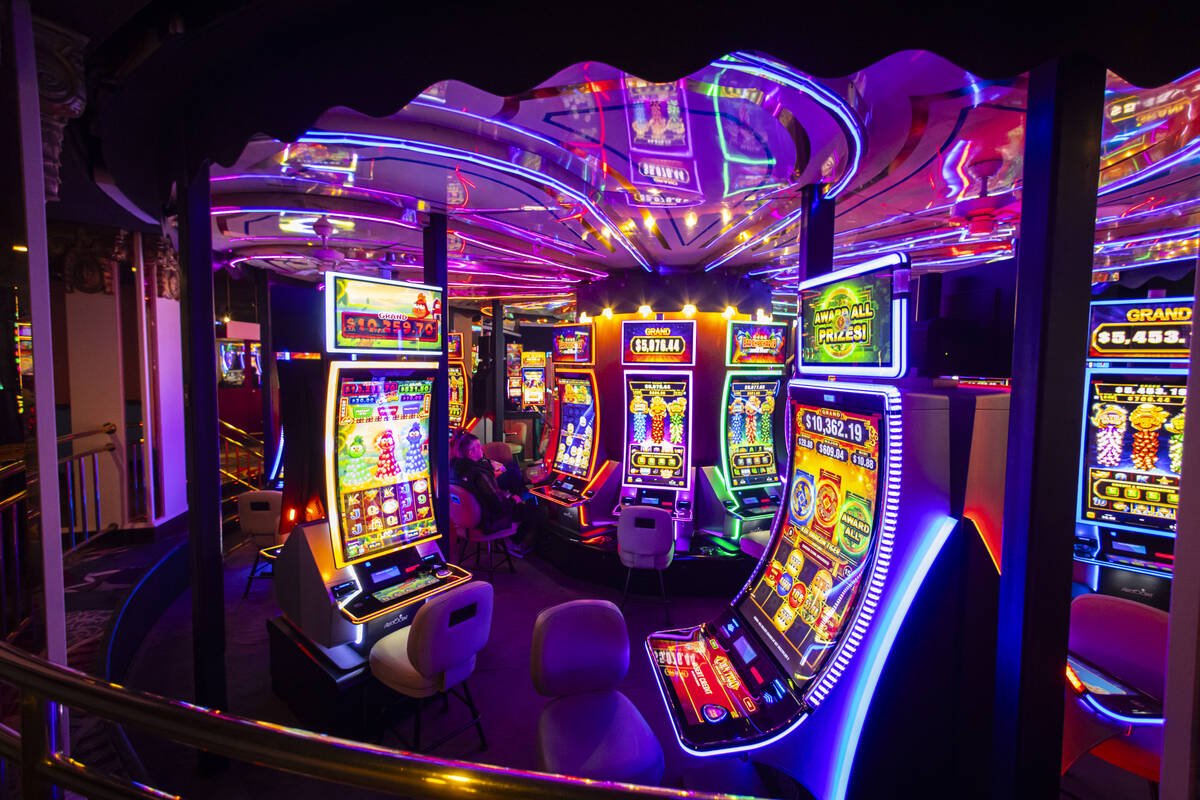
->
[449, 432, 542, 556]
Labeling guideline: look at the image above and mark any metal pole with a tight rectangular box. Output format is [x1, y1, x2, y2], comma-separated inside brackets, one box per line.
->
[990, 55, 1105, 799]
[491, 300, 505, 443]
[424, 214, 450, 537]
[132, 233, 160, 522]
[11, 0, 68, 671]
[797, 184, 834, 280]
[1160, 260, 1200, 797]
[178, 162, 229, 712]
[254, 268, 277, 478]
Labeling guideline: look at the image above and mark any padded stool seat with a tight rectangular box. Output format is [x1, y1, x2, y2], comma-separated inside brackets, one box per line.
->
[370, 627, 476, 699]
[539, 691, 665, 783]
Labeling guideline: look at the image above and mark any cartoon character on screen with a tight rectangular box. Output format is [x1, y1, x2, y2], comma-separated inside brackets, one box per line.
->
[759, 396, 775, 443]
[410, 294, 430, 319]
[403, 422, 427, 475]
[744, 395, 761, 444]
[1129, 403, 1170, 471]
[728, 397, 746, 444]
[649, 395, 668, 444]
[341, 436, 372, 487]
[1167, 410, 1186, 474]
[1091, 404, 1128, 467]
[668, 396, 687, 445]
[373, 429, 402, 480]
[630, 393, 648, 443]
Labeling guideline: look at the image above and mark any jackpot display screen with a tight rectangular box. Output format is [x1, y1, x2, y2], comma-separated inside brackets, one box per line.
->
[726, 321, 788, 367]
[724, 377, 782, 488]
[737, 398, 883, 685]
[552, 375, 597, 478]
[326, 273, 442, 354]
[624, 374, 692, 489]
[1079, 374, 1186, 534]
[552, 324, 594, 365]
[799, 273, 893, 369]
[329, 373, 436, 566]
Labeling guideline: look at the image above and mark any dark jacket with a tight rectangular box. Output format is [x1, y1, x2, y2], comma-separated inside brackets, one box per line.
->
[450, 457, 513, 529]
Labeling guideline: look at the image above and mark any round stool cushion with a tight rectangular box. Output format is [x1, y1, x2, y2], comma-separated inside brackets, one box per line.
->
[371, 627, 474, 698]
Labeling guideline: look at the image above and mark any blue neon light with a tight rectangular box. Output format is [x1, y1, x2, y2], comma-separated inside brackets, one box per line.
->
[829, 515, 958, 799]
[1082, 694, 1164, 727]
[269, 427, 286, 482]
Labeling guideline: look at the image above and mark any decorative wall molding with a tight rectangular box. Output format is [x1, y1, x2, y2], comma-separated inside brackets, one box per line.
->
[47, 223, 180, 299]
[34, 18, 87, 203]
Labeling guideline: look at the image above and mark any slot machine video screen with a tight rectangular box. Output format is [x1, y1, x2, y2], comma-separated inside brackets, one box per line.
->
[448, 363, 467, 427]
[724, 377, 781, 488]
[552, 375, 597, 478]
[737, 396, 883, 686]
[1078, 374, 1185, 534]
[330, 373, 436, 566]
[624, 374, 692, 490]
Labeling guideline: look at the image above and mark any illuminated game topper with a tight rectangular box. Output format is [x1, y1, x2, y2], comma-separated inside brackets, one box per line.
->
[552, 323, 595, 365]
[722, 376, 782, 488]
[447, 331, 464, 360]
[551, 372, 599, 479]
[797, 253, 909, 378]
[325, 362, 440, 568]
[622, 320, 697, 366]
[1088, 297, 1193, 362]
[624, 372, 693, 490]
[726, 320, 788, 367]
[325, 272, 443, 355]
[1077, 372, 1186, 535]
[521, 351, 548, 407]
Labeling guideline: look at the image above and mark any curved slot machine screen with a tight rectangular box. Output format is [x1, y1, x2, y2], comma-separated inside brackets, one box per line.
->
[552, 375, 597, 478]
[623, 373, 693, 490]
[1078, 373, 1186, 534]
[327, 369, 437, 567]
[736, 394, 884, 687]
[723, 376, 782, 488]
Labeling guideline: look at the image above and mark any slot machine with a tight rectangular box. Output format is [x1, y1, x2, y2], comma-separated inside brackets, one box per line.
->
[532, 322, 620, 534]
[696, 319, 789, 548]
[1073, 295, 1192, 610]
[447, 331, 471, 431]
[616, 318, 698, 534]
[273, 272, 470, 670]
[520, 350, 549, 411]
[645, 254, 1011, 799]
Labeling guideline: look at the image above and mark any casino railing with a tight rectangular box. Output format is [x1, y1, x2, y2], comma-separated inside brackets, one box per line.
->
[0, 640, 762, 800]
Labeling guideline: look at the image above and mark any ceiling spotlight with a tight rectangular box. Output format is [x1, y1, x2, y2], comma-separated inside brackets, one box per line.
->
[579, 311, 591, 323]
[682, 304, 697, 317]
[685, 212, 697, 229]
[638, 305, 652, 318]
[602, 307, 614, 319]
[722, 305, 736, 320]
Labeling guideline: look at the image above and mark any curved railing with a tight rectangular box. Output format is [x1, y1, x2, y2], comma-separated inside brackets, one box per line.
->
[0, 641, 761, 800]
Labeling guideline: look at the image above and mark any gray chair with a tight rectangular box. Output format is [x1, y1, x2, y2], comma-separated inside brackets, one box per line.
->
[238, 490, 283, 597]
[369, 581, 493, 752]
[615, 505, 674, 622]
[531, 600, 664, 784]
[449, 485, 519, 579]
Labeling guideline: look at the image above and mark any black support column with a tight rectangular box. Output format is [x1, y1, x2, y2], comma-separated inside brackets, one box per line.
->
[991, 56, 1105, 799]
[797, 183, 834, 280]
[491, 300, 505, 442]
[178, 162, 228, 712]
[424, 213, 450, 535]
[255, 268, 277, 471]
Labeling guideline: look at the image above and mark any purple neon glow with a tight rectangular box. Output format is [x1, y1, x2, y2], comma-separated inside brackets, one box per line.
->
[212, 206, 419, 231]
[1099, 135, 1200, 197]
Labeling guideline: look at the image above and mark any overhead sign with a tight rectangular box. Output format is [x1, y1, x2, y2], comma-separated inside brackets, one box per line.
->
[325, 272, 443, 355]
[1088, 298, 1193, 361]
[621, 319, 696, 366]
[727, 321, 788, 367]
[552, 323, 594, 365]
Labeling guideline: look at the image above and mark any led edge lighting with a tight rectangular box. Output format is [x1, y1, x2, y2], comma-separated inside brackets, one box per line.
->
[1099, 136, 1200, 197]
[719, 372, 784, 492]
[324, 271, 445, 356]
[805, 382, 903, 707]
[1074, 364, 1188, 536]
[268, 427, 286, 481]
[325, 361, 440, 569]
[300, 132, 653, 272]
[1082, 694, 1165, 727]
[828, 514, 958, 800]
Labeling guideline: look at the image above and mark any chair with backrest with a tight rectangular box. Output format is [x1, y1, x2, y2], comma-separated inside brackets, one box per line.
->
[1061, 593, 1168, 784]
[531, 600, 664, 783]
[238, 490, 283, 597]
[369, 580, 493, 752]
[615, 505, 675, 622]
[449, 485, 518, 579]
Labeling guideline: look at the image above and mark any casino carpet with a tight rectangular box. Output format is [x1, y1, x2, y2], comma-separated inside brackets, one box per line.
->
[116, 541, 1150, 799]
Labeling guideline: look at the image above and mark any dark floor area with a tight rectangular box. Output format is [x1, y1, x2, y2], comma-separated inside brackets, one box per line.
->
[112, 539, 1153, 799]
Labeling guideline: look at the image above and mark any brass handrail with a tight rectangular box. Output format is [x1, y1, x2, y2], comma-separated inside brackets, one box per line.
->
[58, 442, 116, 464]
[0, 640, 761, 800]
[218, 419, 262, 446]
[55, 422, 118, 445]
